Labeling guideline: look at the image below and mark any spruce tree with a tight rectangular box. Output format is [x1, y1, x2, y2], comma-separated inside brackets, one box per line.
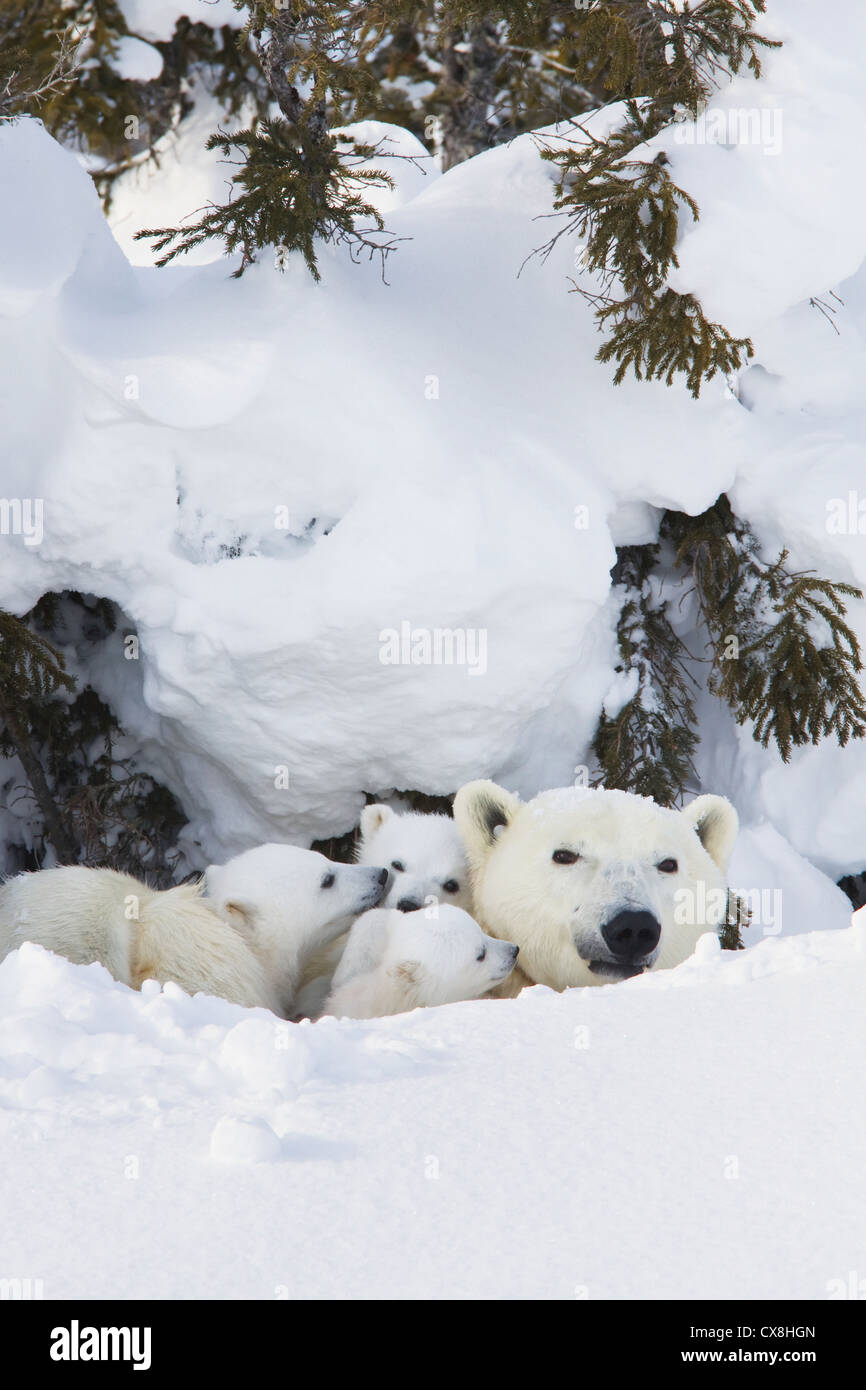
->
[663, 498, 866, 759]
[134, 4, 404, 278]
[530, 1, 780, 396]
[0, 1, 268, 205]
[592, 497, 866, 804]
[344, 4, 610, 162]
[4, 3, 782, 398]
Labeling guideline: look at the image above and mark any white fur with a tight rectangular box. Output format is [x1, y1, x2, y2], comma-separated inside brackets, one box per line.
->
[0, 866, 282, 1012]
[0, 845, 388, 1017]
[321, 905, 519, 1019]
[453, 780, 739, 993]
[295, 804, 471, 1017]
[357, 804, 472, 913]
[203, 844, 387, 1012]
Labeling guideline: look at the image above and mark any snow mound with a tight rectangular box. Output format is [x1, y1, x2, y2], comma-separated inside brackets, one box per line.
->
[0, 924, 863, 1298]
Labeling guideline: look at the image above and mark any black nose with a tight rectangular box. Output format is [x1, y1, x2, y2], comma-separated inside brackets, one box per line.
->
[375, 868, 388, 886]
[396, 897, 421, 913]
[510, 944, 520, 958]
[601, 909, 661, 962]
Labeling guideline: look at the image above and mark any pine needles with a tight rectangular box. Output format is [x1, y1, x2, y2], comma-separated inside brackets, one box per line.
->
[664, 497, 866, 760]
[534, 2, 780, 395]
[134, 8, 404, 279]
[593, 496, 866, 810]
[136, 120, 399, 280]
[0, 597, 186, 877]
[592, 544, 698, 805]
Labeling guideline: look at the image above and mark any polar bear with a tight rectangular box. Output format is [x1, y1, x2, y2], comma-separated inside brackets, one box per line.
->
[0, 846, 388, 1017]
[203, 844, 388, 1012]
[321, 904, 519, 1019]
[357, 804, 472, 914]
[295, 803, 472, 1017]
[453, 780, 739, 993]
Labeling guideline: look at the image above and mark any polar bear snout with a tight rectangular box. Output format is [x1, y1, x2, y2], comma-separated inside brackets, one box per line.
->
[360, 867, 389, 910]
[497, 941, 520, 977]
[592, 908, 661, 976]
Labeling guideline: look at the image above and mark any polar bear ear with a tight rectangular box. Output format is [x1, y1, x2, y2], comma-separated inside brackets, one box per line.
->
[220, 899, 258, 936]
[681, 795, 739, 871]
[360, 804, 394, 841]
[453, 780, 521, 868]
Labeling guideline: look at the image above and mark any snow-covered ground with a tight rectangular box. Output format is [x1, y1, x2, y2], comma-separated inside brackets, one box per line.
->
[1, 916, 863, 1300]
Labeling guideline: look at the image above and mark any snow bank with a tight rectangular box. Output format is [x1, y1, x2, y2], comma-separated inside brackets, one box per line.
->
[1, 924, 862, 1298]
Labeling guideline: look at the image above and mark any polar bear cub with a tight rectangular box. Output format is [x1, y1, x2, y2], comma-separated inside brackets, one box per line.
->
[357, 804, 472, 913]
[321, 905, 519, 1019]
[295, 803, 472, 1017]
[204, 844, 388, 1013]
[0, 867, 281, 1010]
[0, 846, 388, 1017]
[454, 780, 739, 994]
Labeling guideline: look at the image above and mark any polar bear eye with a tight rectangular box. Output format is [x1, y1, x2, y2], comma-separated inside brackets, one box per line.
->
[552, 849, 579, 865]
[391, 860, 405, 873]
[443, 879, 460, 894]
[657, 858, 678, 874]
[476, 947, 487, 962]
[321, 872, 335, 889]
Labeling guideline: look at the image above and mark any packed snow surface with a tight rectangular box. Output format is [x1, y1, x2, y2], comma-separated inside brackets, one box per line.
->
[1, 919, 863, 1299]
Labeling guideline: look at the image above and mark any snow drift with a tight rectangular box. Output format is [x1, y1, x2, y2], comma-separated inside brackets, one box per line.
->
[0, 918, 863, 1298]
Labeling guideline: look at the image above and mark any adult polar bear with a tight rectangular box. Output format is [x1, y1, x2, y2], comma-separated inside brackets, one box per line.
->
[454, 780, 739, 993]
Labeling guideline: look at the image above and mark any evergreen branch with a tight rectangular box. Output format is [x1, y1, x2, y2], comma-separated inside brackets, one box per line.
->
[525, 1, 779, 394]
[662, 497, 866, 761]
[592, 544, 699, 805]
[136, 120, 400, 280]
[0, 609, 79, 861]
[1, 596, 186, 879]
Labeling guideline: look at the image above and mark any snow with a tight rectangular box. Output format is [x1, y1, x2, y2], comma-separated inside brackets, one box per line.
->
[664, 0, 866, 334]
[118, 0, 244, 45]
[108, 36, 164, 83]
[0, 116, 755, 858]
[1, 0, 865, 1296]
[1, 922, 863, 1298]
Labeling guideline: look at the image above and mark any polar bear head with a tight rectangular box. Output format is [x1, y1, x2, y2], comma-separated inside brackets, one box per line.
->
[357, 805, 472, 915]
[324, 904, 519, 1017]
[205, 844, 388, 1008]
[453, 781, 739, 989]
